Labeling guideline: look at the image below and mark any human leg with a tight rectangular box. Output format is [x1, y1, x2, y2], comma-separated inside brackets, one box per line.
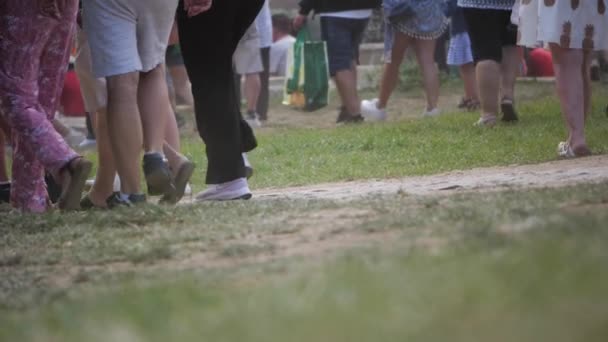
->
[413, 38, 440, 112]
[459, 63, 478, 103]
[463, 8, 509, 124]
[105, 72, 143, 195]
[1, 0, 90, 212]
[550, 44, 590, 156]
[378, 32, 412, 109]
[257, 47, 271, 121]
[177, 0, 261, 186]
[244, 73, 261, 114]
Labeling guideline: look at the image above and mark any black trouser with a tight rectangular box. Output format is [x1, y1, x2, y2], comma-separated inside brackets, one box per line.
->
[177, 0, 262, 184]
[257, 46, 270, 120]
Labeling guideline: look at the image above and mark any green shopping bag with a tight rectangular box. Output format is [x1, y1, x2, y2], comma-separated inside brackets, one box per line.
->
[284, 27, 329, 111]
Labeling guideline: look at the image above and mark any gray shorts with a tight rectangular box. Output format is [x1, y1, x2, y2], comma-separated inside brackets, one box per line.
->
[82, 0, 178, 78]
[233, 24, 263, 75]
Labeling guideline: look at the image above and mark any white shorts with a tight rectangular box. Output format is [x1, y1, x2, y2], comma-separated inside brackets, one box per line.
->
[74, 29, 107, 112]
[82, 0, 178, 78]
[233, 24, 263, 75]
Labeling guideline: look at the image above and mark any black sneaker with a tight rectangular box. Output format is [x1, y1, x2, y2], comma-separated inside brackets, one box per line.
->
[0, 183, 10, 204]
[106, 192, 147, 209]
[500, 99, 519, 122]
[336, 107, 364, 124]
[143, 153, 174, 196]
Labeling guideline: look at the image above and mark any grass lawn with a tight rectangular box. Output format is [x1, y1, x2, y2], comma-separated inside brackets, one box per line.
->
[1, 80, 607, 341]
[172, 81, 608, 191]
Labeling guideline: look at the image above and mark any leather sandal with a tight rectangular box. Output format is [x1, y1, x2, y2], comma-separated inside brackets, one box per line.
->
[58, 158, 93, 211]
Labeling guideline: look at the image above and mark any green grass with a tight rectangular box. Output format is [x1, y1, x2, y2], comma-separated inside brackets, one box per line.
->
[1, 81, 607, 341]
[173, 82, 608, 191]
[1, 184, 608, 341]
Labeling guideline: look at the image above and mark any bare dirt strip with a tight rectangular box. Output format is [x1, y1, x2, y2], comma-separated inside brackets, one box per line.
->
[253, 154, 608, 201]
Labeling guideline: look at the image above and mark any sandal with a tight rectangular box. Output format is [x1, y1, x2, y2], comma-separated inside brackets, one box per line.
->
[473, 116, 497, 128]
[557, 141, 592, 159]
[58, 157, 93, 210]
[160, 160, 196, 204]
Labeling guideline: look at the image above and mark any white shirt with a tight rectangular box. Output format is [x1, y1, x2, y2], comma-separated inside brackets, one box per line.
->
[270, 35, 296, 76]
[255, 0, 273, 48]
[318, 9, 373, 19]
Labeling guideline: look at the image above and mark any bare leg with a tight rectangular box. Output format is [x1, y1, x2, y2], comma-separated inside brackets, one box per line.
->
[334, 61, 361, 115]
[550, 44, 589, 154]
[106, 72, 142, 194]
[460, 62, 478, 101]
[378, 32, 412, 109]
[138, 64, 169, 154]
[163, 102, 188, 176]
[169, 65, 194, 107]
[582, 50, 592, 119]
[88, 108, 116, 206]
[476, 60, 501, 119]
[413, 39, 440, 111]
[244, 73, 261, 113]
[52, 118, 72, 137]
[500, 46, 520, 101]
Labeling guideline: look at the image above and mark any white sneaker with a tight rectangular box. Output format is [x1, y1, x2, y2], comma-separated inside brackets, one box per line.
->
[78, 138, 97, 151]
[194, 178, 252, 202]
[422, 108, 441, 117]
[361, 99, 387, 122]
[245, 112, 262, 128]
[184, 183, 192, 196]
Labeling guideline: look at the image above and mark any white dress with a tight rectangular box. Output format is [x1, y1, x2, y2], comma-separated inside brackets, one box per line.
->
[518, 0, 608, 51]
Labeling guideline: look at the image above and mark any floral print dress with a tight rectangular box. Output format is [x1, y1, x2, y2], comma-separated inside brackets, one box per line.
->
[518, 0, 608, 51]
[0, 0, 80, 212]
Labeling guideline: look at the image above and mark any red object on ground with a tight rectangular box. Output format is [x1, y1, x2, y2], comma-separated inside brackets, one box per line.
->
[527, 48, 555, 77]
[60, 69, 86, 117]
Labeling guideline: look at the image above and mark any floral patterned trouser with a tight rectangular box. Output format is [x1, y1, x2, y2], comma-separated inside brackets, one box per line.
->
[0, 0, 80, 213]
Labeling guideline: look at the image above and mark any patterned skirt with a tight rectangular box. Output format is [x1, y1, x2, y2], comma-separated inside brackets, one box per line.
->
[388, 0, 448, 40]
[518, 0, 608, 51]
[447, 32, 474, 66]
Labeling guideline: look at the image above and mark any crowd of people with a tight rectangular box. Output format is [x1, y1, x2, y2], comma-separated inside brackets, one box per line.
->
[0, 0, 606, 213]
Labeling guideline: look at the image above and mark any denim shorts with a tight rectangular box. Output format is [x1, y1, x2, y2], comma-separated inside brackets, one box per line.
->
[320, 16, 369, 76]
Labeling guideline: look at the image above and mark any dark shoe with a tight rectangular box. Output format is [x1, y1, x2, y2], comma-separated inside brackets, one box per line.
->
[80, 195, 96, 210]
[337, 107, 365, 124]
[0, 183, 10, 204]
[143, 153, 174, 196]
[106, 192, 147, 209]
[58, 158, 93, 211]
[160, 161, 195, 204]
[336, 107, 349, 123]
[45, 172, 62, 204]
[500, 99, 519, 122]
[242, 153, 253, 179]
[340, 114, 364, 124]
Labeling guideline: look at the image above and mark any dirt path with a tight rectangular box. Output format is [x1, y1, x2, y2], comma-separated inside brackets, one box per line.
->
[254, 154, 608, 201]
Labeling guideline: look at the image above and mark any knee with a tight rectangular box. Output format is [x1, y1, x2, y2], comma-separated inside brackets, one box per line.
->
[106, 72, 139, 100]
[141, 64, 165, 80]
